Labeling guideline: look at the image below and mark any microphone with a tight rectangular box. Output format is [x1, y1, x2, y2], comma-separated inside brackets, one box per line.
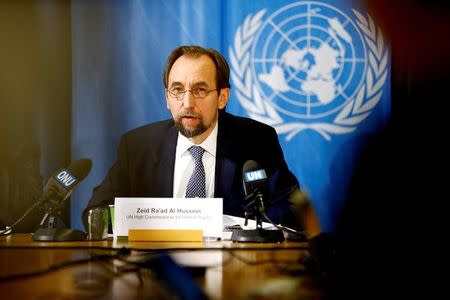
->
[39, 158, 92, 206]
[231, 160, 284, 243]
[242, 160, 269, 212]
[32, 158, 92, 242]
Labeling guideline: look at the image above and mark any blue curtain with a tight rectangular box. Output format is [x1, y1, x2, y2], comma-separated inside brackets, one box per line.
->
[71, 0, 391, 231]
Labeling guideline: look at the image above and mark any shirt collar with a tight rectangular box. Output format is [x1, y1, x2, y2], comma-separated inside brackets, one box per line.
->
[176, 120, 218, 157]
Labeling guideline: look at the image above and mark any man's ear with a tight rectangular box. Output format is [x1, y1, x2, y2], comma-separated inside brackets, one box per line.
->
[218, 88, 230, 109]
[165, 93, 170, 110]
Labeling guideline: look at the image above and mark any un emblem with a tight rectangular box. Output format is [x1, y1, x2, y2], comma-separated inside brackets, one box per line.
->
[230, 1, 388, 141]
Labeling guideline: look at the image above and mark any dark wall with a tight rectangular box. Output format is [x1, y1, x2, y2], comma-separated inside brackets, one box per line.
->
[0, 0, 72, 231]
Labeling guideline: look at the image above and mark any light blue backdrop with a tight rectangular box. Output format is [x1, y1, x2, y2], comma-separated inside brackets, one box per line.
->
[71, 0, 391, 231]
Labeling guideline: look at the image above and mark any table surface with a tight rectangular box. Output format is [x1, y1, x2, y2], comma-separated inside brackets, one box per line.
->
[0, 233, 321, 299]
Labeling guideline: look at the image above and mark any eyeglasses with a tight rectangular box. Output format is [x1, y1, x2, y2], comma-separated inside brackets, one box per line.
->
[166, 87, 217, 101]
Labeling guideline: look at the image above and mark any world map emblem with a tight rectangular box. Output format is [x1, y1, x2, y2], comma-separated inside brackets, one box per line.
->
[229, 1, 389, 141]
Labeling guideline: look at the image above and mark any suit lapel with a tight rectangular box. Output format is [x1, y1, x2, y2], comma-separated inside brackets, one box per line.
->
[155, 123, 178, 197]
[215, 112, 238, 198]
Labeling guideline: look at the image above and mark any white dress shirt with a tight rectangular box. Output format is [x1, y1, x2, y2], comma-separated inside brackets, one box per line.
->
[172, 122, 218, 198]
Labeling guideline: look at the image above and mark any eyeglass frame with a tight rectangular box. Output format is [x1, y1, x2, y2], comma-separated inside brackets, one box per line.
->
[166, 87, 218, 101]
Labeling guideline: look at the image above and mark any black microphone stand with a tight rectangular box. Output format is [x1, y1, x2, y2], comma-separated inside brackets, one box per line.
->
[32, 194, 87, 241]
[231, 191, 285, 243]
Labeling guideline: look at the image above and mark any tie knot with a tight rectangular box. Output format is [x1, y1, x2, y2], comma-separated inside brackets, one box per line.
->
[189, 146, 205, 161]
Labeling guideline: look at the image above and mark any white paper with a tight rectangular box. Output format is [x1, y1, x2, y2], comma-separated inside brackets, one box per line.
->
[221, 214, 277, 240]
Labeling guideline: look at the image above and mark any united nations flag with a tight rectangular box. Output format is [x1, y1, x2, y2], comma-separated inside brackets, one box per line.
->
[226, 0, 390, 230]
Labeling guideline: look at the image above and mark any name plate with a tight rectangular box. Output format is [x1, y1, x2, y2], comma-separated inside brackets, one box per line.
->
[114, 197, 223, 239]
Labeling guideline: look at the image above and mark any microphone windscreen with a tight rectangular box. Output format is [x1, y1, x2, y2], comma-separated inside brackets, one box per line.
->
[67, 158, 92, 181]
[242, 160, 260, 174]
[242, 160, 268, 197]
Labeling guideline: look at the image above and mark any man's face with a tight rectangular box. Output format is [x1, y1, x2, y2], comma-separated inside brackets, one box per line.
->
[166, 54, 229, 144]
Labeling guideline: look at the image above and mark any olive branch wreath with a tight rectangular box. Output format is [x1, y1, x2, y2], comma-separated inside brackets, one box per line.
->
[229, 8, 388, 141]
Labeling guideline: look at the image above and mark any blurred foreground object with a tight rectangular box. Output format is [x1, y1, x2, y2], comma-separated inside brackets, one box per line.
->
[363, 0, 450, 75]
[290, 189, 321, 239]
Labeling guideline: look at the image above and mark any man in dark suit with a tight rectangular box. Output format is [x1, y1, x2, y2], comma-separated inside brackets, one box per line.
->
[83, 45, 300, 229]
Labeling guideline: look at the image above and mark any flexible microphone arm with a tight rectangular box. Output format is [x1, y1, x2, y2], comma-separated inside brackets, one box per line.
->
[243, 189, 266, 228]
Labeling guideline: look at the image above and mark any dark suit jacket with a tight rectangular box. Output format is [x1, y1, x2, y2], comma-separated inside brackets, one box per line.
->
[84, 112, 300, 228]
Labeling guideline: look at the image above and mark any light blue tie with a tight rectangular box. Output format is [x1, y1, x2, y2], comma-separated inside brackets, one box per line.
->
[185, 146, 206, 198]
